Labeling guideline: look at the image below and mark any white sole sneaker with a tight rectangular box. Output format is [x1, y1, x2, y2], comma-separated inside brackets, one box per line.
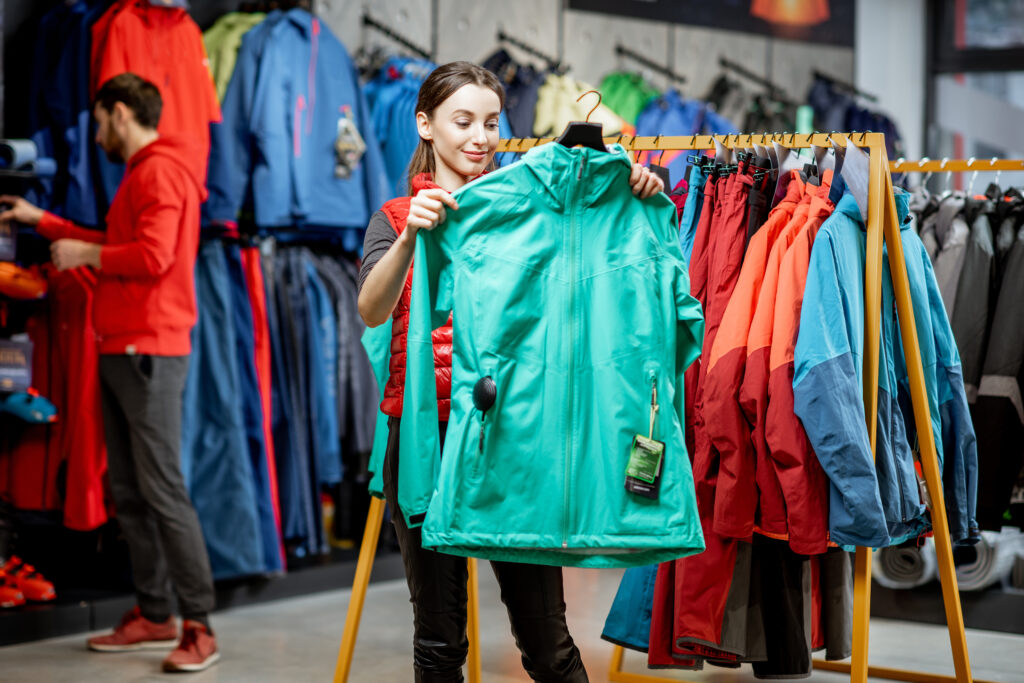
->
[162, 650, 221, 673]
[88, 638, 179, 652]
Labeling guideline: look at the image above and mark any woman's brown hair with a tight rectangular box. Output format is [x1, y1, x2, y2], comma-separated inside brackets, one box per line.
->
[406, 61, 505, 194]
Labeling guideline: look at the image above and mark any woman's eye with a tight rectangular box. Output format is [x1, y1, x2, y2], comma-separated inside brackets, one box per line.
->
[486, 122, 500, 130]
[455, 121, 470, 128]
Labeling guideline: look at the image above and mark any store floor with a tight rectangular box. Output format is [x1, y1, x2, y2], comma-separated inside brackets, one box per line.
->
[1, 567, 1020, 682]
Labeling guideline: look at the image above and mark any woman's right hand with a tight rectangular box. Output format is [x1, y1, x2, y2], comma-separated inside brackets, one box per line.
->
[406, 188, 459, 234]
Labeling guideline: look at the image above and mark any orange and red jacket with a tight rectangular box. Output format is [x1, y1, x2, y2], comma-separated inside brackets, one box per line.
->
[377, 173, 453, 421]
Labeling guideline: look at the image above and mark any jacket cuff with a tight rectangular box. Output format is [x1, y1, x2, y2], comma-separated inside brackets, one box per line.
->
[36, 211, 73, 241]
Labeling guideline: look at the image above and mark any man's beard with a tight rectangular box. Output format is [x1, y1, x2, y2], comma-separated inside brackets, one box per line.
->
[104, 145, 124, 164]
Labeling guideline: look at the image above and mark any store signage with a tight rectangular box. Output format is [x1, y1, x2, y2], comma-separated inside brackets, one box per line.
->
[568, 0, 855, 47]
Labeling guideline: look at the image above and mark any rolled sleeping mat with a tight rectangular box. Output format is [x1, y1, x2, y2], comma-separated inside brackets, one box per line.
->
[873, 539, 937, 589]
[0, 139, 38, 168]
[955, 529, 1024, 591]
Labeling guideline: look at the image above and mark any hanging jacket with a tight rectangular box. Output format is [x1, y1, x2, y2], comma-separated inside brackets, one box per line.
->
[950, 200, 996, 402]
[635, 90, 739, 184]
[532, 73, 629, 137]
[36, 137, 206, 356]
[973, 200, 1024, 531]
[27, 0, 110, 227]
[400, 143, 706, 568]
[91, 0, 220, 185]
[793, 190, 978, 548]
[702, 172, 804, 540]
[600, 72, 661, 126]
[205, 9, 390, 233]
[203, 11, 266, 102]
[377, 174, 454, 421]
[919, 193, 969, 318]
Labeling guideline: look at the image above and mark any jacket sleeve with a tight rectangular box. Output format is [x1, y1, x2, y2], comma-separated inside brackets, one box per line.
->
[99, 166, 183, 278]
[397, 225, 454, 526]
[919, 241, 979, 542]
[362, 319, 392, 499]
[204, 30, 260, 224]
[36, 211, 106, 244]
[793, 232, 890, 548]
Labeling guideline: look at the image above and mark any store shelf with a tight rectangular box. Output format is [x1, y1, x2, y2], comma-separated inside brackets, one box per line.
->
[871, 582, 1024, 635]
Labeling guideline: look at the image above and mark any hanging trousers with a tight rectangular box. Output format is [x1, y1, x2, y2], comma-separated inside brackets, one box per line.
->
[383, 417, 588, 683]
[99, 354, 215, 623]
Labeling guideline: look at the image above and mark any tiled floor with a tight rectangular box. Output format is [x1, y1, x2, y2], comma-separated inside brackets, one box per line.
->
[1, 566, 1021, 681]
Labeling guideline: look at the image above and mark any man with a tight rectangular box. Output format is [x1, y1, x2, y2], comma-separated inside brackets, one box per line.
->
[0, 73, 218, 673]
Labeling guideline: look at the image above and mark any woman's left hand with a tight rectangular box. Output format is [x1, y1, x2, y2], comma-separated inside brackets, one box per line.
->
[629, 163, 665, 199]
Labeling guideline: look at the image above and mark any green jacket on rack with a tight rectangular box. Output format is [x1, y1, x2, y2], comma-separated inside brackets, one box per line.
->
[398, 142, 706, 568]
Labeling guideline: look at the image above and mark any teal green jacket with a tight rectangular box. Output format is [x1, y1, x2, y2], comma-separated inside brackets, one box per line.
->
[397, 143, 705, 568]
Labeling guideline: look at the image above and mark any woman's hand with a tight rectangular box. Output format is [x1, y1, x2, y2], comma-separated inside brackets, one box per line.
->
[406, 188, 459, 235]
[629, 163, 664, 199]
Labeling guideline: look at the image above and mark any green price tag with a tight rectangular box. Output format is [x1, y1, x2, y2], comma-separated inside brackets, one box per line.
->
[626, 435, 664, 484]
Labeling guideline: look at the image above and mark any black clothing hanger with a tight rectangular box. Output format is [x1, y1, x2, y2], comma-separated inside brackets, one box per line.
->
[556, 90, 606, 151]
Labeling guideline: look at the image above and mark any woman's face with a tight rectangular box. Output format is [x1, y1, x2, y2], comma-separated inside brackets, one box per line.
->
[417, 83, 501, 182]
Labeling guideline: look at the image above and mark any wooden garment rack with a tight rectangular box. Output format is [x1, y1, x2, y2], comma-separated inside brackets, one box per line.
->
[333, 133, 989, 683]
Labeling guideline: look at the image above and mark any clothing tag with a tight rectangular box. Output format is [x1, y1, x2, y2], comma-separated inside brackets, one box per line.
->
[335, 106, 366, 179]
[625, 435, 664, 499]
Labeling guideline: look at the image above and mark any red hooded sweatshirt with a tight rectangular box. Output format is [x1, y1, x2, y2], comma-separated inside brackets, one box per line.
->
[36, 137, 204, 356]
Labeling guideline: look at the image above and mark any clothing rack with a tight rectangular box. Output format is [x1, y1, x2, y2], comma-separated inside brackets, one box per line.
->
[889, 158, 1024, 173]
[334, 134, 987, 683]
[362, 13, 432, 61]
[614, 44, 687, 86]
[813, 69, 879, 103]
[496, 29, 566, 74]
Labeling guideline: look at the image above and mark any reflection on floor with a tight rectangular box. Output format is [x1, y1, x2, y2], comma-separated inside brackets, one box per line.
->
[1, 566, 1020, 681]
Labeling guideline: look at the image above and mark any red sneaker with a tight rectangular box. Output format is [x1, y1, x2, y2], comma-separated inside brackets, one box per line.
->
[87, 606, 178, 652]
[0, 569, 26, 608]
[2, 556, 56, 601]
[162, 620, 220, 673]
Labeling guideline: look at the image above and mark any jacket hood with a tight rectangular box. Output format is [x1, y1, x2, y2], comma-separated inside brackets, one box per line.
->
[844, 186, 912, 231]
[520, 142, 637, 209]
[129, 137, 208, 201]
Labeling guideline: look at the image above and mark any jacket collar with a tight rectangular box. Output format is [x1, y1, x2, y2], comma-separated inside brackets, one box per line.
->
[843, 186, 912, 230]
[521, 142, 633, 209]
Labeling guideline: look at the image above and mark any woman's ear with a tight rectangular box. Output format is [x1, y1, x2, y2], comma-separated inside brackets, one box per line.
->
[416, 111, 432, 142]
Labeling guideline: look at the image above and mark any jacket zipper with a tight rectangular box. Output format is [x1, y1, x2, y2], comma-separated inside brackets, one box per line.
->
[294, 95, 306, 157]
[563, 154, 584, 548]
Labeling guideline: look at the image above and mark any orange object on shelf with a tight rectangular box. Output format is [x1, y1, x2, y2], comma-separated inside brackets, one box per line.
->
[0, 263, 47, 300]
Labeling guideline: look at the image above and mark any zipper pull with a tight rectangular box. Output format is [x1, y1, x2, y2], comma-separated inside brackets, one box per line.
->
[578, 155, 586, 180]
[479, 414, 486, 454]
[649, 379, 659, 440]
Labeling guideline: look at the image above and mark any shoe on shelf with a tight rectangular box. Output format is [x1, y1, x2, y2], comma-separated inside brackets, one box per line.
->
[87, 606, 178, 652]
[162, 620, 220, 673]
[1, 555, 56, 601]
[0, 569, 26, 608]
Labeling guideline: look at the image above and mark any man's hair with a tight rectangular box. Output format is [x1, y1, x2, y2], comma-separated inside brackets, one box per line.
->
[94, 73, 163, 129]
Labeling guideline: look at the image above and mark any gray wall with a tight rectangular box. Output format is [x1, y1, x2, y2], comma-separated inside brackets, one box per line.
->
[321, 0, 854, 105]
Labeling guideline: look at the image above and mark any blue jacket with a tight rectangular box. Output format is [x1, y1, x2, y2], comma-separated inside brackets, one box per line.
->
[28, 0, 109, 227]
[635, 90, 738, 188]
[206, 9, 391, 232]
[793, 190, 978, 548]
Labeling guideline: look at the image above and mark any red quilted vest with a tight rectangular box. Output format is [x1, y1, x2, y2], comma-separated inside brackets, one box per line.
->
[378, 174, 453, 420]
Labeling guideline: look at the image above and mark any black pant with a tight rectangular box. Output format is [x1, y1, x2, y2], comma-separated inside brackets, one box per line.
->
[99, 354, 215, 622]
[383, 418, 588, 683]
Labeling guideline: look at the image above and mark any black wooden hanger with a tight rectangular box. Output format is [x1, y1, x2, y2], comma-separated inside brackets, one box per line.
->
[556, 90, 606, 151]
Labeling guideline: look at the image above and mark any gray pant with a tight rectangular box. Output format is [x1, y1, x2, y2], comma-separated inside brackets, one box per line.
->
[99, 354, 215, 621]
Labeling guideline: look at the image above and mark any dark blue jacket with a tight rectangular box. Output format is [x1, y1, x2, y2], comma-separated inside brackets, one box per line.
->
[793, 190, 978, 548]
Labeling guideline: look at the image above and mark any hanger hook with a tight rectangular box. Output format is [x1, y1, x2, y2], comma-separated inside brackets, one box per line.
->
[577, 90, 602, 123]
[966, 156, 978, 195]
[991, 157, 1002, 187]
[940, 157, 953, 193]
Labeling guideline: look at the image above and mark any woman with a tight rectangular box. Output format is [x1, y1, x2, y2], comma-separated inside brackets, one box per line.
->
[357, 61, 663, 683]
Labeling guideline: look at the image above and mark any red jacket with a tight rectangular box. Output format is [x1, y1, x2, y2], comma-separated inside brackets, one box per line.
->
[37, 137, 205, 356]
[91, 0, 220, 179]
[378, 174, 454, 420]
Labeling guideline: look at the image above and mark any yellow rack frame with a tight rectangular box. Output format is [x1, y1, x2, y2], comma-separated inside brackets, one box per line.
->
[333, 133, 1002, 683]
